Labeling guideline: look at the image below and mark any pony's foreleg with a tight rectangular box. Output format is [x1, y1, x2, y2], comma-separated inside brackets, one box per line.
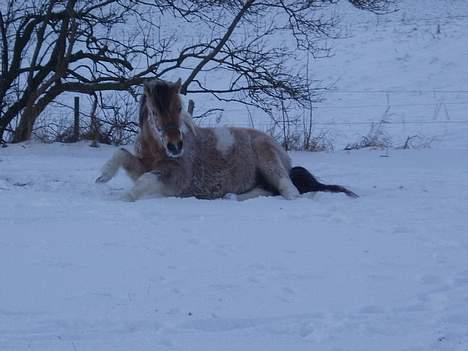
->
[96, 148, 145, 183]
[122, 171, 164, 202]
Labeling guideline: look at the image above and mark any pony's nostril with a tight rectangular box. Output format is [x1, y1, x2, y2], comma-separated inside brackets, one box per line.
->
[167, 142, 177, 154]
[167, 141, 183, 156]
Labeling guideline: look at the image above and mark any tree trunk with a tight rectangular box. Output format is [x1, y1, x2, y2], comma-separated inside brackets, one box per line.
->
[0, 120, 7, 143]
[12, 87, 63, 143]
[13, 106, 37, 142]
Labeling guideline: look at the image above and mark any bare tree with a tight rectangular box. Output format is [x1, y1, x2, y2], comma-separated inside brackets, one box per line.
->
[0, 0, 395, 143]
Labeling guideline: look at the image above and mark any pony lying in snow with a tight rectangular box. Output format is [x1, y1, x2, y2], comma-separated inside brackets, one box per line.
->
[96, 79, 358, 201]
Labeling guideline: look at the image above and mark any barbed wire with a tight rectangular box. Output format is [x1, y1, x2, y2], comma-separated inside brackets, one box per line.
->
[312, 102, 468, 109]
[201, 120, 468, 128]
[345, 14, 468, 28]
[38, 87, 468, 131]
[323, 90, 468, 94]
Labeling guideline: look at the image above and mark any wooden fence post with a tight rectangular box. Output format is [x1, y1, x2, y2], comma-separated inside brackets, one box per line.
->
[73, 96, 80, 142]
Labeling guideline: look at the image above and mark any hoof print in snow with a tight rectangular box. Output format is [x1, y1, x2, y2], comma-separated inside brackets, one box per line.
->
[13, 181, 31, 187]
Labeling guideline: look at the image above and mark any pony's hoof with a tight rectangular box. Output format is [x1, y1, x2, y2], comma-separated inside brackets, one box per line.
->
[120, 192, 136, 202]
[281, 189, 300, 200]
[95, 174, 111, 183]
[223, 193, 238, 201]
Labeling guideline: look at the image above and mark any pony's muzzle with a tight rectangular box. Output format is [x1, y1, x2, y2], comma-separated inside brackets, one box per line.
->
[166, 140, 183, 158]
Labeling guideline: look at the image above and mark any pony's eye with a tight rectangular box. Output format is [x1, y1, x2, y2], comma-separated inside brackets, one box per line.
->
[178, 106, 182, 113]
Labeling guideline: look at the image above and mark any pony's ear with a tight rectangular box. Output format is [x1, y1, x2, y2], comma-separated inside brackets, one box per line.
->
[143, 81, 152, 97]
[174, 78, 182, 92]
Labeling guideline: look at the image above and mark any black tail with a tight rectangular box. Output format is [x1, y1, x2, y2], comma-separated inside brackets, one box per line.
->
[289, 166, 359, 198]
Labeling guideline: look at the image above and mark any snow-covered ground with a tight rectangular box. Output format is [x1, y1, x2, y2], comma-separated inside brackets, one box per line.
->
[2, 0, 468, 349]
[1, 142, 468, 351]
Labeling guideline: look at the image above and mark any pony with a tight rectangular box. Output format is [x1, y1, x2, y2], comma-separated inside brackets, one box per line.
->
[96, 78, 358, 201]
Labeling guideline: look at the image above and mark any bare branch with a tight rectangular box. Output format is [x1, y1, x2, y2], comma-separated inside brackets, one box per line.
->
[181, 0, 254, 94]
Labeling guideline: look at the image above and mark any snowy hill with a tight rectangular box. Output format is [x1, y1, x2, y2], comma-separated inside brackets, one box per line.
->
[201, 0, 468, 150]
[308, 0, 468, 149]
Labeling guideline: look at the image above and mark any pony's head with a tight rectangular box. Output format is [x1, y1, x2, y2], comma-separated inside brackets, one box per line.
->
[143, 78, 185, 158]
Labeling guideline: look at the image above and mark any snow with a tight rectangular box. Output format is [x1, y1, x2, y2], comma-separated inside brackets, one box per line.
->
[1, 142, 468, 350]
[2, 0, 468, 349]
[308, 0, 468, 150]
